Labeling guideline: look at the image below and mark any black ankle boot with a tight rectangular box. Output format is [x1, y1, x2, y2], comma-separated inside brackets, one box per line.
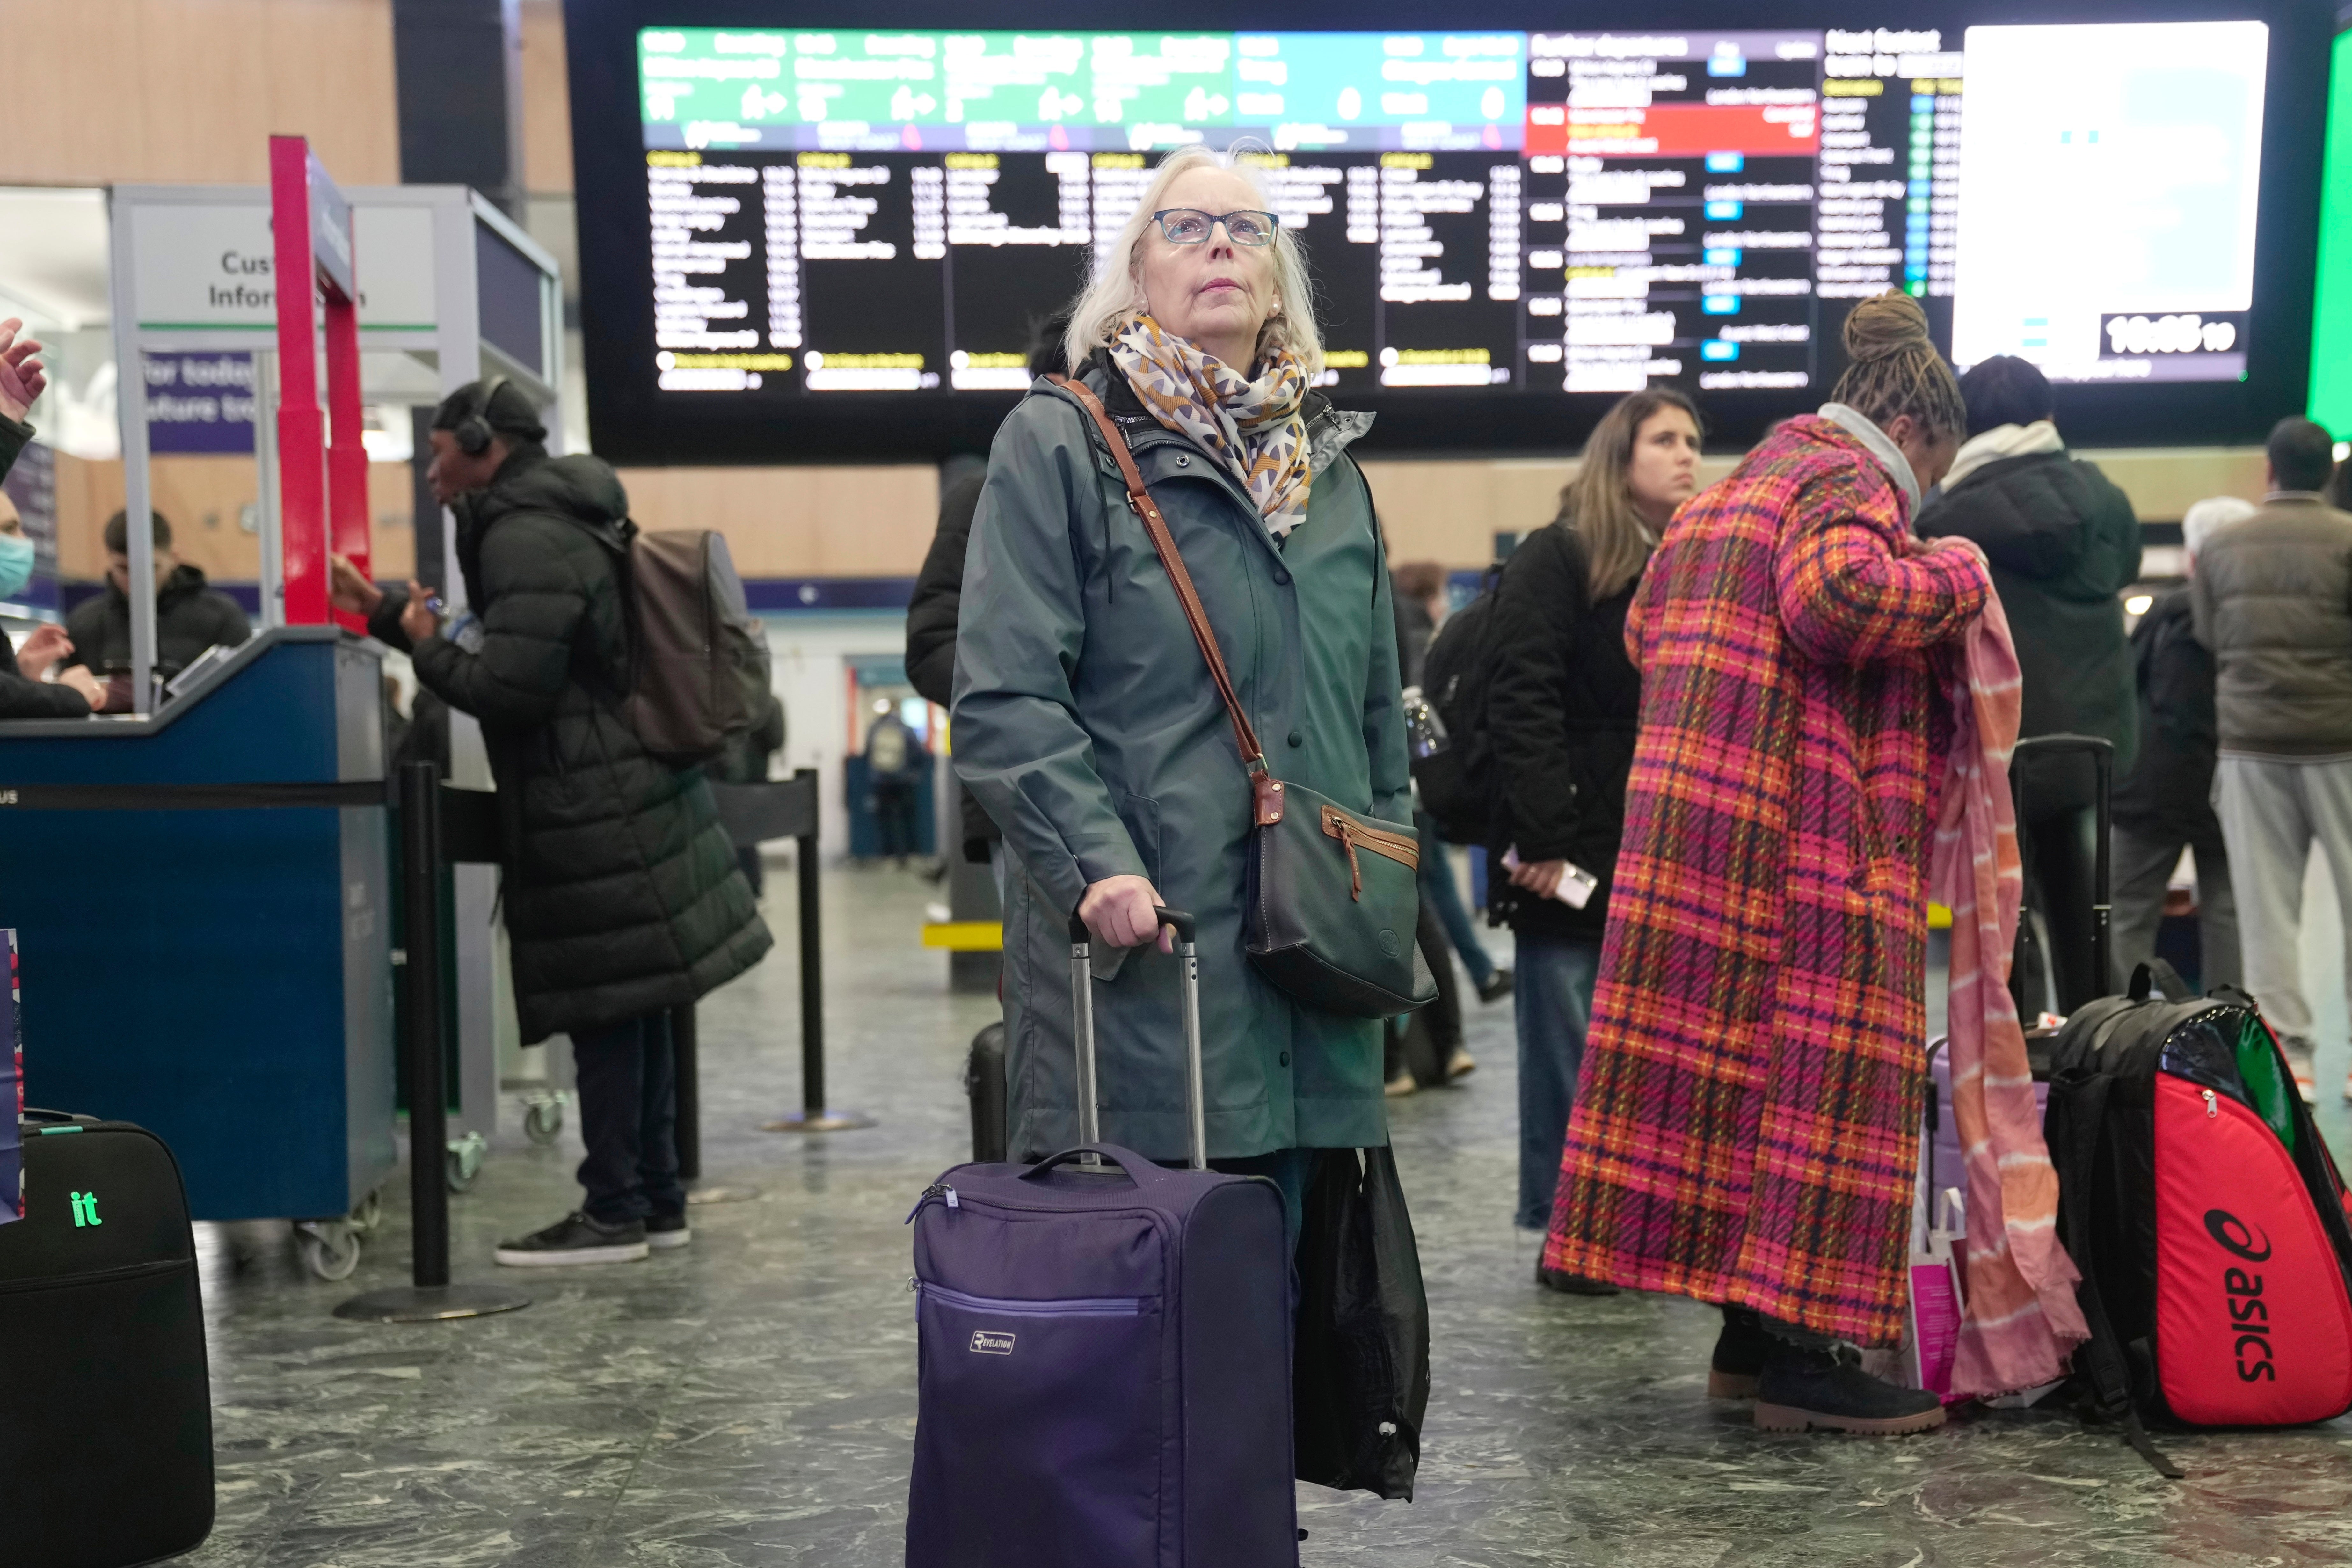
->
[1708, 1306, 1769, 1398]
[1753, 1338, 1946, 1434]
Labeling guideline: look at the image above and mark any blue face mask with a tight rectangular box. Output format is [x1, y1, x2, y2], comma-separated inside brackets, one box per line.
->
[0, 532, 33, 600]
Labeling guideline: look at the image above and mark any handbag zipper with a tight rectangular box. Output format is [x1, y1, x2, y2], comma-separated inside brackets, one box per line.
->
[1319, 804, 1420, 898]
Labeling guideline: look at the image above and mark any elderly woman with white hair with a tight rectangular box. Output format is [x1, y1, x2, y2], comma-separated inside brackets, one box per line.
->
[951, 145, 1405, 1237]
[2108, 492, 2257, 995]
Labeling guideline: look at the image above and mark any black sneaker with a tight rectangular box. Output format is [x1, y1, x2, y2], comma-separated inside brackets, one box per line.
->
[1535, 1260, 1620, 1296]
[1478, 969, 1515, 1005]
[494, 1211, 649, 1267]
[646, 1211, 692, 1251]
[1754, 1340, 1945, 1434]
[1709, 1306, 1769, 1399]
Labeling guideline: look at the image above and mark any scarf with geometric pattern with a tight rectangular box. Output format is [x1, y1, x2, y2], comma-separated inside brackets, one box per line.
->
[1108, 314, 1314, 539]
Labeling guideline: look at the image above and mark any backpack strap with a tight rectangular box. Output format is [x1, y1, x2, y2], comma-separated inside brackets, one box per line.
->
[2047, 1068, 2184, 1478]
[1047, 373, 1283, 828]
[2131, 959, 2194, 1003]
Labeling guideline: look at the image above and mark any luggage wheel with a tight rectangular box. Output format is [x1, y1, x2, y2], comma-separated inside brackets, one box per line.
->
[446, 1131, 487, 1194]
[522, 1093, 568, 1147]
[295, 1218, 363, 1281]
[349, 1188, 384, 1234]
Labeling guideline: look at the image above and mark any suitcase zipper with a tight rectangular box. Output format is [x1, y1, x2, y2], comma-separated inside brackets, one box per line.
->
[916, 1280, 1145, 1316]
[0, 1256, 190, 1295]
[903, 1182, 958, 1223]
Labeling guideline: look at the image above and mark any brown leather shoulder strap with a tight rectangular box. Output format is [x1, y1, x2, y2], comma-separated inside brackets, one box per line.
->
[1049, 376, 1281, 822]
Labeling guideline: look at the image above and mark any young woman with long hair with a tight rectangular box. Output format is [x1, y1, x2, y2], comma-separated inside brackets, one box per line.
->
[1487, 388, 1703, 1286]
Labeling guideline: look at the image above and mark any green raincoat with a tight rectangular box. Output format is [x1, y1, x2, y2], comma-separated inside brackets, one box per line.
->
[953, 355, 1408, 1163]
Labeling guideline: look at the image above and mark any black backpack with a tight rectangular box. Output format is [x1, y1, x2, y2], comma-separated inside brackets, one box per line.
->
[1412, 562, 1506, 845]
[2044, 961, 2352, 1476]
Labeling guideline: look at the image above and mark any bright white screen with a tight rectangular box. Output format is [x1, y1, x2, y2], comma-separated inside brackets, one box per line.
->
[1950, 21, 2267, 382]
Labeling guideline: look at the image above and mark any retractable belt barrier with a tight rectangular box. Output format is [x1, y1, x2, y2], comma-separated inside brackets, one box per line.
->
[1, 764, 842, 1306]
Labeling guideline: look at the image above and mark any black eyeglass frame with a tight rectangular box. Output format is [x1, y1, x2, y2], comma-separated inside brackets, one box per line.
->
[1148, 208, 1281, 246]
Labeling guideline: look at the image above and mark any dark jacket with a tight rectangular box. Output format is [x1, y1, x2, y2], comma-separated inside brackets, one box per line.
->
[371, 445, 770, 1042]
[1393, 587, 1435, 692]
[2190, 494, 2352, 756]
[0, 411, 28, 486]
[906, 470, 997, 859]
[710, 690, 784, 785]
[0, 631, 90, 719]
[62, 563, 250, 677]
[1916, 449, 2141, 772]
[1483, 521, 1640, 941]
[2113, 587, 2219, 842]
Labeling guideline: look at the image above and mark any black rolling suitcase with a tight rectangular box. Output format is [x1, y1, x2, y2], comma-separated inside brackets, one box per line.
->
[0, 1112, 214, 1566]
[2009, 734, 2114, 1019]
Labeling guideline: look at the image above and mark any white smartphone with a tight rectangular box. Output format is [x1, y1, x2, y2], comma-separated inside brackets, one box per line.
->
[1502, 847, 1600, 910]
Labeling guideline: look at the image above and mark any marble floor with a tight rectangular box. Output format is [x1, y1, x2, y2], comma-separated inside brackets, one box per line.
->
[179, 863, 2352, 1568]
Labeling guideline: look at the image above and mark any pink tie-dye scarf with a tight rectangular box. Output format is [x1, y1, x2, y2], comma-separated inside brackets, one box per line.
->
[1928, 560, 2089, 1396]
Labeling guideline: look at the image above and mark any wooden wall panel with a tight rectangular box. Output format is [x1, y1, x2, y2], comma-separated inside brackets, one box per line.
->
[0, 0, 398, 186]
[55, 454, 415, 582]
[613, 465, 942, 576]
[520, 0, 574, 195]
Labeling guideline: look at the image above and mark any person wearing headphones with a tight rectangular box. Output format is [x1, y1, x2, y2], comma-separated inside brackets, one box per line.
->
[331, 378, 770, 1266]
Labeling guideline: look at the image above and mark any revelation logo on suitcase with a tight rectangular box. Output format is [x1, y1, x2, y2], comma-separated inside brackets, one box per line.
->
[970, 1330, 1016, 1355]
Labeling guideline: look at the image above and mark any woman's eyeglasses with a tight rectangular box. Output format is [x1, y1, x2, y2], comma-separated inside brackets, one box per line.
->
[1150, 209, 1279, 247]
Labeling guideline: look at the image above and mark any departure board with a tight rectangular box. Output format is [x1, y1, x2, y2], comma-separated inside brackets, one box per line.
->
[567, 8, 2319, 458]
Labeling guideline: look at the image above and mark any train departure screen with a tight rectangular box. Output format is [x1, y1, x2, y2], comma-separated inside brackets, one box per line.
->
[630, 22, 2268, 403]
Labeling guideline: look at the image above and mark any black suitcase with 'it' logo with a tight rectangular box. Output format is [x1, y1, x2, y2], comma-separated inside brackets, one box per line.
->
[0, 1111, 214, 1565]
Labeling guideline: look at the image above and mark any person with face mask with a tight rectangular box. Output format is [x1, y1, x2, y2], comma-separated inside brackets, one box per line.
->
[0, 491, 102, 719]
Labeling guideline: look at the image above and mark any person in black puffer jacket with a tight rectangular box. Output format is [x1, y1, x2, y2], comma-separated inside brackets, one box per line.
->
[334, 379, 770, 1268]
[907, 456, 993, 863]
[1917, 355, 2141, 1014]
[2110, 496, 2249, 994]
[1488, 387, 1700, 1289]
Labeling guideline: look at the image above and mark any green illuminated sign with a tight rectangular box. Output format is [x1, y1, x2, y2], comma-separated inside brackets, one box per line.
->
[2310, 29, 2352, 436]
[69, 1189, 102, 1227]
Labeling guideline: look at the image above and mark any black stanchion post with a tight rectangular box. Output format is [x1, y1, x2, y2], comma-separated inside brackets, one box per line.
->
[673, 1003, 700, 1183]
[336, 765, 532, 1322]
[763, 768, 871, 1133]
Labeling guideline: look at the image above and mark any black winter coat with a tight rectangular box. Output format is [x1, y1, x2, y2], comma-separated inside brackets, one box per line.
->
[1484, 522, 1641, 942]
[373, 446, 770, 1042]
[1917, 449, 2141, 775]
[62, 564, 250, 677]
[2113, 587, 2221, 842]
[906, 469, 998, 860]
[0, 632, 90, 719]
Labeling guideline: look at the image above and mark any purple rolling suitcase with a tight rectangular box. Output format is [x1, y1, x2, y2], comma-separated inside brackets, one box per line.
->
[905, 908, 1298, 1568]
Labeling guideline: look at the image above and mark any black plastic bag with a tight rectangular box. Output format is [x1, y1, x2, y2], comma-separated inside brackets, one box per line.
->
[1293, 1145, 1432, 1499]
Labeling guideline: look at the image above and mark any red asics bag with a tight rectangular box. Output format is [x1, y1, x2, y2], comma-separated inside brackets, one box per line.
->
[2045, 962, 2352, 1473]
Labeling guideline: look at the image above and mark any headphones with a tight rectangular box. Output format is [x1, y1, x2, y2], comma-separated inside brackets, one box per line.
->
[452, 375, 511, 457]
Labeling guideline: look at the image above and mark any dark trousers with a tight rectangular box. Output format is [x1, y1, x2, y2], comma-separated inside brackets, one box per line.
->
[571, 1010, 684, 1225]
[873, 779, 919, 859]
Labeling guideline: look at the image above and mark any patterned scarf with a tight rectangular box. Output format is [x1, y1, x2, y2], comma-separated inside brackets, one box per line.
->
[1928, 563, 2090, 1396]
[1109, 315, 1314, 539]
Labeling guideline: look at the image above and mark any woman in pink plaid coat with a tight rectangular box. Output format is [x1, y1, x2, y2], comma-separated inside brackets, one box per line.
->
[1545, 293, 1994, 1436]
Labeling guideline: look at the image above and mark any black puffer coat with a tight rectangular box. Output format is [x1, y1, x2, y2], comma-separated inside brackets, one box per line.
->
[374, 446, 769, 1042]
[1916, 449, 2141, 772]
[62, 563, 250, 678]
[1484, 521, 1641, 942]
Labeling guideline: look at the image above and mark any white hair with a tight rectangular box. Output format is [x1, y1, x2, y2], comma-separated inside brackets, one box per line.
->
[2182, 494, 2257, 561]
[1061, 143, 1324, 378]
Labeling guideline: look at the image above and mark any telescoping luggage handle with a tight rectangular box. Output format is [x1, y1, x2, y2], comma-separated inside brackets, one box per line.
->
[2010, 733, 2114, 997]
[1068, 906, 1208, 1171]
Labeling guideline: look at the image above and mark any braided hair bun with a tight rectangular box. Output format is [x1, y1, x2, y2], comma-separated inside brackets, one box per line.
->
[1842, 289, 1933, 364]
[1827, 289, 1965, 441]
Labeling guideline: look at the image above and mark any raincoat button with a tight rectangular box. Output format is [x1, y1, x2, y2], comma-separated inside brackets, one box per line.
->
[1176, 454, 1190, 466]
[1274, 569, 1292, 585]
[1287, 730, 1304, 748]
[1279, 1051, 1291, 1067]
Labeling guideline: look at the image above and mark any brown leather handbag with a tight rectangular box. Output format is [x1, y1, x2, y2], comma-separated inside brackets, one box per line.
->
[1052, 374, 1433, 1019]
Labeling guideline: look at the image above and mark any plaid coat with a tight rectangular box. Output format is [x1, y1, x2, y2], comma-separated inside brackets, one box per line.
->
[1543, 416, 1992, 1345]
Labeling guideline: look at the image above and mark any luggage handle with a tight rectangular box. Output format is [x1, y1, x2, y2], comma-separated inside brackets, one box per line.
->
[2009, 734, 2113, 994]
[2129, 959, 2194, 1004]
[1067, 906, 1208, 1171]
[1019, 1143, 1174, 1188]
